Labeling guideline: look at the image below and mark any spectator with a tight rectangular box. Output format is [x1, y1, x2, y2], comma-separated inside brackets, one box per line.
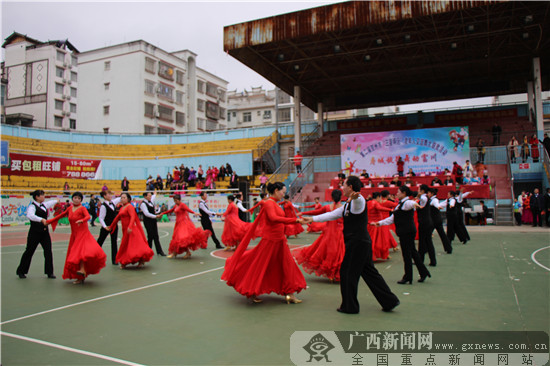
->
[88, 194, 99, 227]
[404, 176, 414, 186]
[476, 138, 485, 163]
[478, 201, 488, 225]
[531, 188, 544, 227]
[431, 176, 443, 186]
[452, 162, 463, 184]
[146, 175, 154, 190]
[396, 156, 404, 177]
[529, 134, 540, 163]
[188, 167, 196, 187]
[218, 165, 227, 180]
[63, 182, 70, 196]
[545, 188, 550, 227]
[521, 135, 530, 163]
[293, 151, 303, 173]
[474, 161, 486, 179]
[212, 166, 219, 184]
[229, 171, 239, 189]
[491, 122, 502, 145]
[463, 160, 473, 178]
[173, 166, 181, 183]
[508, 136, 519, 163]
[443, 175, 454, 185]
[407, 168, 416, 177]
[481, 173, 490, 185]
[225, 163, 233, 176]
[121, 177, 130, 192]
[183, 166, 190, 184]
[197, 165, 204, 180]
[259, 171, 268, 193]
[378, 177, 389, 187]
[360, 169, 369, 179]
[155, 174, 163, 190]
[102, 183, 108, 191]
[166, 172, 173, 188]
[522, 192, 532, 225]
[542, 133, 550, 158]
[513, 198, 522, 226]
[390, 175, 401, 187]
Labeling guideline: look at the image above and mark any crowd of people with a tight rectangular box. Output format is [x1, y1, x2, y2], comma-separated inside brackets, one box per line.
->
[514, 188, 550, 227]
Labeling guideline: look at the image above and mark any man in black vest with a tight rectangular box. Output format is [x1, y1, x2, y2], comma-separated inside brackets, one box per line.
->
[140, 191, 166, 256]
[303, 176, 399, 314]
[441, 191, 468, 244]
[97, 190, 120, 265]
[531, 188, 545, 227]
[16, 189, 58, 279]
[234, 193, 248, 222]
[417, 184, 436, 266]
[427, 189, 452, 254]
[456, 189, 471, 243]
[373, 185, 431, 285]
[198, 191, 223, 249]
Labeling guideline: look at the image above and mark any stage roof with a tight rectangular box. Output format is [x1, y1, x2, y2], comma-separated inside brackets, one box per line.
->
[224, 1, 550, 112]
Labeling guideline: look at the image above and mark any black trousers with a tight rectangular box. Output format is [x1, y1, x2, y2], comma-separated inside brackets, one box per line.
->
[143, 220, 165, 254]
[514, 212, 522, 226]
[90, 211, 97, 226]
[433, 222, 452, 253]
[339, 239, 399, 313]
[200, 218, 222, 248]
[456, 211, 471, 241]
[398, 232, 429, 281]
[418, 223, 436, 266]
[97, 227, 119, 264]
[446, 214, 467, 243]
[17, 229, 54, 275]
[532, 208, 542, 227]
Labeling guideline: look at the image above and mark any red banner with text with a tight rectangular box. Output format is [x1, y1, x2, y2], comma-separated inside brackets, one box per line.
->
[1, 153, 101, 179]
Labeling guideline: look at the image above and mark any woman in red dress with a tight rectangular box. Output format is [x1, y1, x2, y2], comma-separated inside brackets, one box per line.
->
[222, 182, 307, 304]
[366, 192, 395, 261]
[48, 192, 106, 284]
[280, 195, 304, 238]
[107, 193, 154, 269]
[294, 190, 345, 281]
[522, 193, 533, 224]
[302, 198, 326, 233]
[163, 194, 211, 259]
[380, 191, 399, 252]
[247, 194, 268, 238]
[221, 195, 252, 251]
[529, 134, 540, 162]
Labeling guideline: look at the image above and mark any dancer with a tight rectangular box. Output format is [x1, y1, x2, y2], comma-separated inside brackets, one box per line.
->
[440, 191, 467, 244]
[47, 192, 107, 284]
[162, 194, 211, 259]
[280, 195, 304, 238]
[417, 184, 436, 266]
[222, 182, 306, 304]
[372, 185, 431, 285]
[97, 190, 120, 265]
[198, 191, 223, 249]
[295, 190, 345, 281]
[456, 188, 472, 243]
[234, 193, 248, 222]
[247, 193, 268, 238]
[302, 197, 326, 233]
[426, 189, 452, 254]
[380, 190, 399, 253]
[366, 192, 394, 261]
[107, 193, 154, 269]
[221, 195, 252, 251]
[303, 176, 400, 314]
[140, 191, 166, 256]
[16, 190, 58, 279]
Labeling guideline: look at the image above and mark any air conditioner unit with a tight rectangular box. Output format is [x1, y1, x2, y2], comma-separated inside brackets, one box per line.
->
[62, 78, 67, 83]
[68, 64, 72, 69]
[67, 80, 72, 85]
[64, 94, 71, 100]
[63, 62, 68, 67]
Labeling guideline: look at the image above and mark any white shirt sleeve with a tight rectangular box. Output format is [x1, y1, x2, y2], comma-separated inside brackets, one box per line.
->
[350, 195, 366, 214]
[112, 197, 121, 206]
[26, 204, 42, 222]
[430, 198, 441, 209]
[419, 195, 428, 208]
[140, 202, 157, 219]
[236, 200, 247, 212]
[402, 200, 417, 211]
[377, 214, 395, 226]
[44, 199, 58, 209]
[199, 201, 216, 217]
[99, 204, 108, 228]
[312, 205, 345, 222]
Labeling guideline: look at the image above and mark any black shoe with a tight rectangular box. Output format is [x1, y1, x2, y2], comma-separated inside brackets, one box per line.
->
[446, 250, 452, 254]
[157, 253, 166, 257]
[429, 263, 437, 267]
[397, 278, 412, 285]
[17, 273, 26, 279]
[215, 246, 223, 249]
[336, 308, 358, 314]
[462, 240, 468, 244]
[112, 262, 119, 265]
[382, 301, 400, 312]
[418, 272, 431, 283]
[47, 274, 56, 279]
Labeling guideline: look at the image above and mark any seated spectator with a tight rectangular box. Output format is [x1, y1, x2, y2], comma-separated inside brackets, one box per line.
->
[173, 167, 181, 183]
[470, 176, 481, 184]
[363, 179, 373, 188]
[404, 177, 414, 186]
[146, 175, 154, 190]
[218, 165, 226, 181]
[155, 174, 163, 190]
[463, 160, 473, 178]
[407, 168, 416, 177]
[443, 176, 454, 185]
[360, 169, 369, 179]
[188, 167, 196, 187]
[390, 175, 401, 187]
[102, 183, 108, 191]
[378, 177, 389, 187]
[197, 165, 204, 180]
[166, 172, 173, 187]
[431, 177, 443, 186]
[229, 171, 239, 189]
[481, 174, 490, 185]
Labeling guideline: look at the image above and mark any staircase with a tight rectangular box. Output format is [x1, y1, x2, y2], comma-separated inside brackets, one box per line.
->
[295, 172, 337, 203]
[486, 164, 513, 225]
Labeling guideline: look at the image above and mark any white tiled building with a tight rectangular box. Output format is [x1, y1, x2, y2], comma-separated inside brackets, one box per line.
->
[2, 32, 79, 130]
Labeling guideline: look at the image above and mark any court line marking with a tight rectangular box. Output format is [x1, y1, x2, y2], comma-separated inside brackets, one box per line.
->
[1, 266, 224, 325]
[531, 245, 550, 272]
[0, 331, 145, 366]
[499, 241, 526, 331]
[209, 243, 309, 260]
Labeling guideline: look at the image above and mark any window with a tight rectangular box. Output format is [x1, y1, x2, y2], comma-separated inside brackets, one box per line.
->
[197, 80, 205, 93]
[158, 105, 173, 121]
[218, 89, 226, 102]
[103, 106, 110, 115]
[277, 91, 291, 104]
[158, 61, 174, 80]
[144, 125, 155, 134]
[176, 91, 184, 105]
[176, 112, 185, 126]
[206, 82, 218, 97]
[55, 83, 64, 94]
[278, 108, 291, 122]
[70, 103, 77, 113]
[69, 119, 76, 129]
[70, 71, 77, 82]
[197, 99, 205, 111]
[104, 61, 111, 71]
[56, 67, 64, 78]
[56, 51, 65, 63]
[55, 100, 64, 110]
[176, 70, 184, 85]
[219, 107, 226, 120]
[205, 101, 219, 120]
[243, 112, 251, 122]
[157, 83, 173, 101]
[144, 102, 154, 117]
[197, 118, 205, 130]
[145, 57, 156, 73]
[227, 111, 231, 122]
[54, 116, 63, 127]
[158, 127, 173, 135]
[104, 82, 110, 91]
[263, 110, 272, 120]
[145, 80, 155, 94]
[70, 87, 77, 98]
[232, 112, 236, 117]
[257, 111, 261, 116]
[71, 56, 78, 66]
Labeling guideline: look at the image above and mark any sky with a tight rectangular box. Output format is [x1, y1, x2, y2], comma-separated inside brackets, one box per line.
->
[1, 0, 332, 93]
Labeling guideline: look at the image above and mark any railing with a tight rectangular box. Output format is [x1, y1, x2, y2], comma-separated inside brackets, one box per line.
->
[252, 131, 278, 173]
[0, 188, 239, 196]
[300, 124, 320, 154]
[265, 158, 295, 188]
[288, 159, 314, 201]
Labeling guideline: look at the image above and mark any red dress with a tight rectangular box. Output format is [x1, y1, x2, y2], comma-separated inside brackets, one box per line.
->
[281, 201, 304, 237]
[110, 204, 154, 266]
[303, 203, 326, 233]
[221, 202, 252, 247]
[221, 197, 307, 297]
[366, 200, 394, 261]
[248, 200, 266, 238]
[294, 204, 345, 281]
[380, 200, 399, 249]
[166, 202, 211, 254]
[530, 137, 540, 159]
[48, 205, 107, 280]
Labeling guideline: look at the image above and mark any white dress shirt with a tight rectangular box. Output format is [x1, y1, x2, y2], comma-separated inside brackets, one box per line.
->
[312, 195, 366, 222]
[439, 197, 456, 208]
[235, 199, 247, 212]
[430, 197, 442, 209]
[140, 194, 157, 219]
[99, 197, 121, 229]
[199, 199, 216, 219]
[456, 191, 471, 203]
[26, 200, 57, 222]
[376, 198, 416, 226]
[418, 194, 428, 208]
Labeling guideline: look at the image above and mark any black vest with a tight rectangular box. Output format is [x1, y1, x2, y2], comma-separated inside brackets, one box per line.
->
[102, 201, 118, 225]
[30, 202, 48, 233]
[429, 197, 443, 225]
[445, 198, 457, 217]
[199, 200, 210, 222]
[142, 200, 156, 224]
[393, 199, 416, 237]
[417, 195, 433, 227]
[342, 199, 371, 245]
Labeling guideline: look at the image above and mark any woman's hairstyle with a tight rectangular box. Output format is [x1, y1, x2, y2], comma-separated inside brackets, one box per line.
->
[30, 189, 45, 199]
[399, 185, 412, 196]
[143, 191, 152, 197]
[267, 182, 285, 194]
[71, 191, 83, 200]
[121, 192, 132, 201]
[372, 191, 380, 199]
[284, 194, 290, 200]
[100, 190, 113, 198]
[419, 184, 430, 193]
[380, 190, 390, 198]
[259, 193, 266, 199]
[227, 195, 234, 201]
[345, 175, 363, 192]
[331, 189, 342, 202]
[173, 194, 181, 201]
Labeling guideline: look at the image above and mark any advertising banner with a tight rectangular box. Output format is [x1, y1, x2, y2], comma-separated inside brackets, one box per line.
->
[1, 153, 102, 179]
[340, 126, 470, 177]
